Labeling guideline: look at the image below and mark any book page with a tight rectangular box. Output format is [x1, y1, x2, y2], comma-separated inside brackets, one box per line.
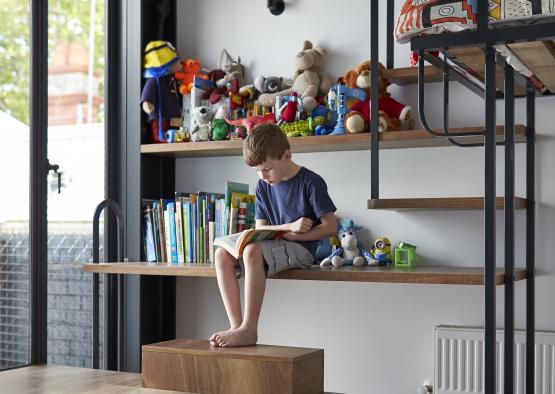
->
[214, 231, 243, 259]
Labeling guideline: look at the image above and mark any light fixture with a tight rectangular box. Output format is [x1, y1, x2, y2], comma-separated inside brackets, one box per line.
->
[268, 0, 285, 15]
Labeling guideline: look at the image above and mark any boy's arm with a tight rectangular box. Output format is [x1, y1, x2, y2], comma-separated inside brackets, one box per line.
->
[282, 212, 337, 242]
[255, 219, 290, 232]
[255, 217, 313, 233]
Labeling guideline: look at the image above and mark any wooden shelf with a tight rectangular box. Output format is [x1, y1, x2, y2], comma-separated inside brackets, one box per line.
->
[383, 65, 442, 85]
[368, 197, 527, 210]
[82, 263, 526, 285]
[141, 125, 526, 158]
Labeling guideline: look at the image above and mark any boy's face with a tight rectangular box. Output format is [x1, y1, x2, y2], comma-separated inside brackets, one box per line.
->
[253, 151, 291, 186]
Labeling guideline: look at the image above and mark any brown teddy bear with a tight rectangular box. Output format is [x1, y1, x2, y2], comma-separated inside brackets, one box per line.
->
[343, 60, 414, 133]
[257, 40, 332, 113]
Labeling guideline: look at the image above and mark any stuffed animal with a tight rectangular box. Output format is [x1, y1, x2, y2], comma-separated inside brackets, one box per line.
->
[174, 58, 208, 95]
[217, 48, 244, 88]
[253, 76, 292, 95]
[258, 40, 332, 113]
[224, 112, 276, 135]
[140, 41, 183, 143]
[211, 119, 229, 141]
[370, 236, 393, 266]
[320, 219, 372, 267]
[190, 106, 214, 142]
[343, 60, 414, 133]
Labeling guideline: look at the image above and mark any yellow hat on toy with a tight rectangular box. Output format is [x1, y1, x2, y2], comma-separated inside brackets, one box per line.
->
[144, 41, 178, 69]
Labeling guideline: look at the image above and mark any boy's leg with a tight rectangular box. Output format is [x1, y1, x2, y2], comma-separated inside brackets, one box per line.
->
[210, 248, 242, 346]
[213, 243, 265, 347]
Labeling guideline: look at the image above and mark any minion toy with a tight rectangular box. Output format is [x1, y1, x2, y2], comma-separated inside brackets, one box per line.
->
[140, 41, 183, 143]
[371, 237, 392, 266]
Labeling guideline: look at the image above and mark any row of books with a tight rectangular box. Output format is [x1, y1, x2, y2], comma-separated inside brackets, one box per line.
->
[141, 181, 256, 264]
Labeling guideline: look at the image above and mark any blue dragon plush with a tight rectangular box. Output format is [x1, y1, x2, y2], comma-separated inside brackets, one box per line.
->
[320, 219, 372, 267]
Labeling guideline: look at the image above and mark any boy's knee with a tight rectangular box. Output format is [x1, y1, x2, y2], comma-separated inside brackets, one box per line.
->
[243, 243, 263, 262]
[215, 247, 234, 268]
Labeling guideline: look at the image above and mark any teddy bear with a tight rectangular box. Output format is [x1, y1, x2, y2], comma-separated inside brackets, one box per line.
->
[343, 60, 414, 133]
[257, 40, 332, 113]
[320, 219, 373, 267]
[190, 106, 214, 142]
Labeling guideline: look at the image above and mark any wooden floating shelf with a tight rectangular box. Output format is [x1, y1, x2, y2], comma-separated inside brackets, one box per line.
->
[82, 263, 526, 285]
[383, 65, 442, 85]
[141, 125, 526, 158]
[368, 197, 527, 210]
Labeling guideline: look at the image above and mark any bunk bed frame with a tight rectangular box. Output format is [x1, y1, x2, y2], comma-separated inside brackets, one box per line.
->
[370, 1, 555, 392]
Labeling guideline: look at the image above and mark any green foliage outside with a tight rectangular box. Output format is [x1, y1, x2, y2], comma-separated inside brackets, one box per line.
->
[0, 0, 105, 125]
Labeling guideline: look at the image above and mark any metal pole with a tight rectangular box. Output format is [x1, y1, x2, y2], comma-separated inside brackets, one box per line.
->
[30, 0, 49, 365]
[525, 83, 536, 394]
[503, 61, 515, 394]
[483, 45, 497, 394]
[386, 0, 394, 69]
[370, 0, 379, 199]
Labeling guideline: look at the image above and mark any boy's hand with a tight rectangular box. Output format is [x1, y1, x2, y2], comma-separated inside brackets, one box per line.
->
[288, 217, 313, 233]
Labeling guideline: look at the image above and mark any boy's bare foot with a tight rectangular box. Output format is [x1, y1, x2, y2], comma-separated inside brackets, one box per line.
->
[211, 327, 258, 347]
[209, 330, 228, 347]
[210, 325, 242, 347]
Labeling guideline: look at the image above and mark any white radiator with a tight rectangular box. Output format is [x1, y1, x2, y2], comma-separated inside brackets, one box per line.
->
[434, 325, 555, 394]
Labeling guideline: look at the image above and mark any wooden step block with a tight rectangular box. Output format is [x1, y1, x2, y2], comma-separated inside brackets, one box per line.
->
[142, 339, 324, 394]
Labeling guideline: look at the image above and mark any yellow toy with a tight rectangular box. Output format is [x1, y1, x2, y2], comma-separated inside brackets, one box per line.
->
[370, 237, 392, 266]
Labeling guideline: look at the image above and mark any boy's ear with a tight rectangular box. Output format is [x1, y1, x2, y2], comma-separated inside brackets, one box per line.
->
[282, 149, 292, 161]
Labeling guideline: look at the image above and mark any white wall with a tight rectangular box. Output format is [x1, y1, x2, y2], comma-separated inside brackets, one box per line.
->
[174, 1, 555, 392]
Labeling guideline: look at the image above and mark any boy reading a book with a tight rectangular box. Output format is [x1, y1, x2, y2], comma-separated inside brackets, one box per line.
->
[210, 123, 337, 347]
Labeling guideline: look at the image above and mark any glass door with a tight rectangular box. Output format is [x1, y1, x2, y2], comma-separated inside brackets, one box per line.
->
[0, 0, 31, 370]
[46, 0, 105, 368]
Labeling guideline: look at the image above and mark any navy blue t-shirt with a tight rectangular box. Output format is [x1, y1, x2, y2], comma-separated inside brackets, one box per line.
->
[255, 166, 337, 258]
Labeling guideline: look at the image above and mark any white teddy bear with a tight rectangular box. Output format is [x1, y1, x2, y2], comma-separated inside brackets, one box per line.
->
[190, 106, 214, 142]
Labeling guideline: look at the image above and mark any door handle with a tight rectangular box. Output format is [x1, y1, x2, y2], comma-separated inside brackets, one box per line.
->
[46, 159, 61, 194]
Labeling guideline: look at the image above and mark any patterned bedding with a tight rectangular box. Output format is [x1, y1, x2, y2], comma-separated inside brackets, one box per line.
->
[395, 0, 555, 44]
[395, 0, 555, 93]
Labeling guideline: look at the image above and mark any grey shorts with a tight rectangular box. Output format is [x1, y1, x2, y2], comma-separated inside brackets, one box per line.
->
[256, 240, 314, 277]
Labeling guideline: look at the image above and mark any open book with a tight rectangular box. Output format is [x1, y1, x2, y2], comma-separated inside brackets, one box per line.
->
[213, 229, 288, 259]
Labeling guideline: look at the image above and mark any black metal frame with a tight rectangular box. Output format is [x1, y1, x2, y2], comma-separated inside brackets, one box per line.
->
[92, 200, 125, 370]
[372, 1, 538, 392]
[29, 0, 48, 365]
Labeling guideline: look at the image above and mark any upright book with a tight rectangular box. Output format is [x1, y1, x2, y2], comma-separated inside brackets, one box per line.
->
[213, 229, 287, 259]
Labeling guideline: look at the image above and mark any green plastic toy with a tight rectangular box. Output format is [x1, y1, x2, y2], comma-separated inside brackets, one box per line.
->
[394, 242, 416, 267]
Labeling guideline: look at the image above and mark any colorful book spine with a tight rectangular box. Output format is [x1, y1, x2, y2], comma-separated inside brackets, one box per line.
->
[184, 203, 191, 263]
[175, 200, 185, 264]
[237, 202, 246, 233]
[167, 202, 178, 264]
[143, 207, 157, 262]
[164, 209, 171, 263]
[208, 221, 215, 264]
[229, 207, 238, 235]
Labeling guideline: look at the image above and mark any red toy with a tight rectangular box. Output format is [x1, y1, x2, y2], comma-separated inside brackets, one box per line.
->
[279, 92, 299, 123]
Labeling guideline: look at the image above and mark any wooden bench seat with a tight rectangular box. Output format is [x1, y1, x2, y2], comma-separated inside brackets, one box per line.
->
[142, 339, 324, 394]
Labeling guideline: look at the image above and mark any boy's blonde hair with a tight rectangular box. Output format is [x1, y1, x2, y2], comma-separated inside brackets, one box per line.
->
[243, 123, 290, 166]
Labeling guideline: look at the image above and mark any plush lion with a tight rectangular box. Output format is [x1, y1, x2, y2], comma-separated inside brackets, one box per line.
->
[343, 60, 414, 133]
